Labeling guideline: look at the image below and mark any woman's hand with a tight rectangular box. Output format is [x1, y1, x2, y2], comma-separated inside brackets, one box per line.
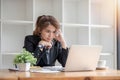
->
[55, 29, 64, 42]
[55, 29, 67, 49]
[39, 40, 52, 49]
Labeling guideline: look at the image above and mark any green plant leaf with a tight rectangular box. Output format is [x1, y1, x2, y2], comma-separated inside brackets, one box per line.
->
[13, 48, 37, 66]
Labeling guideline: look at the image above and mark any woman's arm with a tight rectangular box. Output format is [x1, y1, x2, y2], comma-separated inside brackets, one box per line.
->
[56, 42, 68, 67]
[23, 35, 46, 65]
[54, 30, 68, 67]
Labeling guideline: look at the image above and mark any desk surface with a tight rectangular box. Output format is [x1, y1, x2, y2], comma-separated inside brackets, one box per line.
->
[0, 69, 18, 80]
[0, 69, 120, 80]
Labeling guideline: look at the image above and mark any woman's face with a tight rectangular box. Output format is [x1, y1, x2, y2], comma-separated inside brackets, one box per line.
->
[40, 25, 56, 42]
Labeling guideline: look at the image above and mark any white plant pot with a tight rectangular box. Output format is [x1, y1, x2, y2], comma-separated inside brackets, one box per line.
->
[17, 63, 30, 71]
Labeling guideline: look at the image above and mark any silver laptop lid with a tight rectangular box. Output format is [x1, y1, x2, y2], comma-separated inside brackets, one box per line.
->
[64, 45, 102, 72]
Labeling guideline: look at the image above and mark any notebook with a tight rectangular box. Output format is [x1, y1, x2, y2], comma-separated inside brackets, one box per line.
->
[63, 45, 102, 71]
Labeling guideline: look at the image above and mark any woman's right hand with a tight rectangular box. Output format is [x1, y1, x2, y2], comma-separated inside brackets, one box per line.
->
[39, 40, 52, 49]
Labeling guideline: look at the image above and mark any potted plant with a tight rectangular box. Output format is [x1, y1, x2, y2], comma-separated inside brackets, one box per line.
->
[13, 49, 37, 71]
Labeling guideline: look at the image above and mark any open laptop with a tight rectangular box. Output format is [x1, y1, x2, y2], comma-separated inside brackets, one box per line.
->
[63, 45, 102, 71]
[39, 45, 102, 72]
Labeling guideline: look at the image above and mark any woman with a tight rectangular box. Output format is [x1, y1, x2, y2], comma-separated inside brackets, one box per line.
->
[23, 15, 68, 67]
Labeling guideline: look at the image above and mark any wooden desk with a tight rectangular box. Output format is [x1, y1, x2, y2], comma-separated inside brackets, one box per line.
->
[1, 69, 120, 80]
[0, 70, 17, 80]
[18, 69, 120, 80]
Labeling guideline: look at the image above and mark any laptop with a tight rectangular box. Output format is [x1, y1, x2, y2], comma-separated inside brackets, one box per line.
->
[63, 45, 102, 72]
[39, 45, 102, 72]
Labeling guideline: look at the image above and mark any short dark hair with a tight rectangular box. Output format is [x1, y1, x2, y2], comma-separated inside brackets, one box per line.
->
[33, 15, 60, 36]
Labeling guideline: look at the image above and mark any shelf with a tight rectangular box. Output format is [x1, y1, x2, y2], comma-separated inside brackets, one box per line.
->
[1, 52, 113, 56]
[91, 28, 114, 53]
[63, 23, 112, 28]
[1, 21, 112, 28]
[2, 0, 33, 21]
[90, 25, 112, 28]
[2, 20, 33, 24]
[64, 0, 89, 24]
[1, 52, 21, 55]
[64, 27, 89, 46]
[1, 24, 33, 53]
[2, 54, 16, 69]
[64, 23, 89, 27]
[100, 53, 113, 56]
[91, 0, 115, 25]
[35, 0, 62, 22]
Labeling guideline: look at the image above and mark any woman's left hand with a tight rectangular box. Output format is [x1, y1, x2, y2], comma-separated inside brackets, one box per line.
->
[55, 29, 67, 49]
[55, 29, 64, 42]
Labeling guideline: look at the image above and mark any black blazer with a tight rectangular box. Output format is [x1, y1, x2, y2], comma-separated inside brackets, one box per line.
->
[23, 35, 68, 67]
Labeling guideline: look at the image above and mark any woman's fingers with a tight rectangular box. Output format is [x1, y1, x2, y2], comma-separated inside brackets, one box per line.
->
[39, 40, 52, 49]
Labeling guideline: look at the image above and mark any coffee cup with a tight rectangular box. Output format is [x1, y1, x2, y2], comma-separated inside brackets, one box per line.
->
[97, 60, 106, 68]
